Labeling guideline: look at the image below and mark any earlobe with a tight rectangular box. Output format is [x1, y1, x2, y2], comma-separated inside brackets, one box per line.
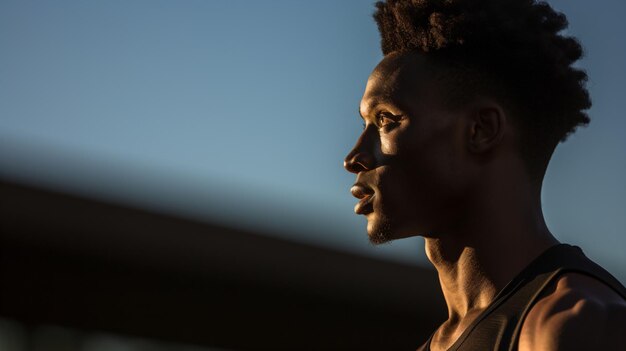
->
[468, 106, 506, 153]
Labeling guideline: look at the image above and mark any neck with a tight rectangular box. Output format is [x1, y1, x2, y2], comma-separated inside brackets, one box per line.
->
[424, 170, 558, 320]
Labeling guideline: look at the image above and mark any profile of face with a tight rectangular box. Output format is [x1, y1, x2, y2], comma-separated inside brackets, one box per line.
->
[344, 52, 478, 244]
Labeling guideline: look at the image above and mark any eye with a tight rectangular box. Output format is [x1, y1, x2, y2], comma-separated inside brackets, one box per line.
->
[377, 112, 401, 128]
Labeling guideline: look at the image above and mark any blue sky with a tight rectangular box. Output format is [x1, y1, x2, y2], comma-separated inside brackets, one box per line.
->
[1, 0, 624, 281]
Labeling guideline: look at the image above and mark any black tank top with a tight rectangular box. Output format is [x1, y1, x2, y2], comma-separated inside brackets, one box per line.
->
[419, 244, 626, 351]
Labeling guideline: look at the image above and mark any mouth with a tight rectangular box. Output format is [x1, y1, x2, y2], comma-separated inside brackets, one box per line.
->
[350, 183, 375, 215]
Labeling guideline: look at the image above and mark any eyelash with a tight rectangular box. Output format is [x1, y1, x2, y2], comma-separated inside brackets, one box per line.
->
[360, 112, 403, 130]
[377, 112, 401, 128]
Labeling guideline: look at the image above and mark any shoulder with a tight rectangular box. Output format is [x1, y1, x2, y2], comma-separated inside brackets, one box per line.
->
[518, 272, 626, 351]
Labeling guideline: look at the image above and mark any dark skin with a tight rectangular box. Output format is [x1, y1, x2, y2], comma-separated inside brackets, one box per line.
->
[344, 52, 626, 351]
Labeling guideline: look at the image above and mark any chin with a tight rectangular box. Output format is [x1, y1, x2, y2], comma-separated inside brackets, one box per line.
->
[366, 213, 401, 245]
[367, 225, 393, 245]
[366, 213, 421, 245]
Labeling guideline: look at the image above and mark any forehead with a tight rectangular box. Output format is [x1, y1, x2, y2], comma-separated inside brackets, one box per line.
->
[360, 52, 441, 115]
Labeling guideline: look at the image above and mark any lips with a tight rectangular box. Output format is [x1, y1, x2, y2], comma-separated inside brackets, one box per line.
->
[350, 183, 375, 215]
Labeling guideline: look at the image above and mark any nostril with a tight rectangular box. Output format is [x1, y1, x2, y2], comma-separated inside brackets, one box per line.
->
[344, 152, 373, 174]
[344, 154, 364, 173]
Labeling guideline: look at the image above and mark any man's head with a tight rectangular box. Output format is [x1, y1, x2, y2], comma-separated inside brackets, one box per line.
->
[344, 0, 591, 244]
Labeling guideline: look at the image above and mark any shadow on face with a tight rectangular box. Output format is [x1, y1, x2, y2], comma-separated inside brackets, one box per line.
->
[345, 52, 484, 244]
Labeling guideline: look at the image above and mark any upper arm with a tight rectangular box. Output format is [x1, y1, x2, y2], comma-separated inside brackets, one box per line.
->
[518, 273, 626, 351]
[535, 297, 623, 350]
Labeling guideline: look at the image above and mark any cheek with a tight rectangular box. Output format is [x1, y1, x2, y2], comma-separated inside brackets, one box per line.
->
[375, 165, 420, 216]
[378, 118, 468, 194]
[380, 134, 397, 155]
[379, 122, 414, 156]
[373, 165, 430, 236]
[401, 122, 462, 180]
[385, 125, 465, 204]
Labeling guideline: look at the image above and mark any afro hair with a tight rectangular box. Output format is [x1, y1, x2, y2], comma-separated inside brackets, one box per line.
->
[373, 0, 591, 176]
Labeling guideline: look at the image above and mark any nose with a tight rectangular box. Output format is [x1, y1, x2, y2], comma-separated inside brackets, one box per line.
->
[344, 130, 375, 174]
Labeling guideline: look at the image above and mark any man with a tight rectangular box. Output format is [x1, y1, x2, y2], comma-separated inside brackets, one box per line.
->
[344, 1, 626, 350]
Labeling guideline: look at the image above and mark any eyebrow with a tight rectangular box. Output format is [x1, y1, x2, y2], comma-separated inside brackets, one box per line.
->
[359, 103, 378, 120]
[359, 101, 385, 120]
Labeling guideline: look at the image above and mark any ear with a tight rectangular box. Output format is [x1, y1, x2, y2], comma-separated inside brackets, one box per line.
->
[467, 104, 506, 154]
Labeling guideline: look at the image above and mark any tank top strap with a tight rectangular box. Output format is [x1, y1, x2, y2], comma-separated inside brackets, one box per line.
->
[422, 244, 566, 351]
[450, 244, 569, 351]
[420, 244, 626, 351]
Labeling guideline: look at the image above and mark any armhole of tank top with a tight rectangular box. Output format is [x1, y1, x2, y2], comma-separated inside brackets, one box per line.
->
[506, 266, 626, 351]
[506, 267, 566, 351]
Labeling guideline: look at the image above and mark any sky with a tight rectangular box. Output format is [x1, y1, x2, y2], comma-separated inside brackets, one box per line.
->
[1, 0, 624, 282]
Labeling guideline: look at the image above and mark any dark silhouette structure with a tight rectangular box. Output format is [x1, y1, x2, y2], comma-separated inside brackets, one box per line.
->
[0, 179, 445, 350]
